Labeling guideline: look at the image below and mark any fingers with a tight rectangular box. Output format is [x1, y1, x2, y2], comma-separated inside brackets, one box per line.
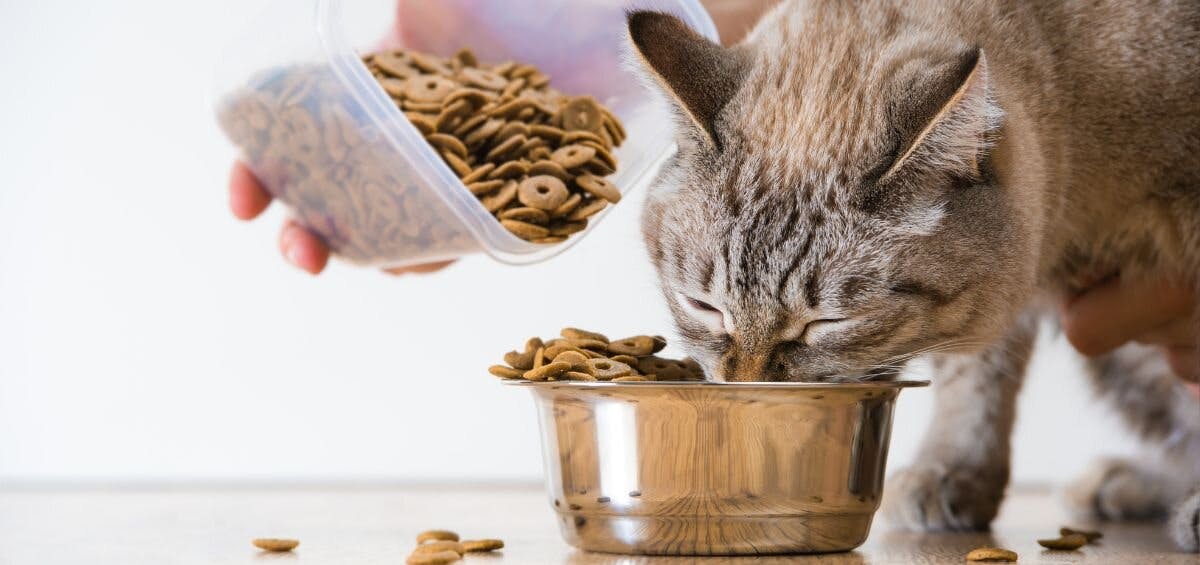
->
[229, 162, 273, 220]
[279, 220, 330, 275]
[384, 260, 455, 276]
[1061, 276, 1195, 357]
[1164, 346, 1199, 383]
[231, 162, 449, 277]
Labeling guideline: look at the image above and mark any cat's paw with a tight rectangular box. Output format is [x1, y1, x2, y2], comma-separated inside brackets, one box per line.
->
[1167, 489, 1200, 553]
[1064, 458, 1167, 521]
[881, 464, 1006, 531]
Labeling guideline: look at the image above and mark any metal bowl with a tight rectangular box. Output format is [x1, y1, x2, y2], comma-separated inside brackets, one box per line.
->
[510, 380, 928, 555]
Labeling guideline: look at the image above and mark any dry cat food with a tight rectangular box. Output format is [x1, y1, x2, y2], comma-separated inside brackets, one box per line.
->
[965, 525, 1102, 561]
[416, 529, 460, 543]
[488, 328, 705, 382]
[1035, 525, 1101, 551]
[1059, 526, 1102, 542]
[965, 547, 1018, 562]
[406, 551, 460, 565]
[460, 539, 505, 552]
[251, 538, 299, 552]
[218, 66, 475, 263]
[1037, 533, 1087, 550]
[412, 540, 464, 556]
[362, 47, 626, 244]
[217, 46, 625, 265]
[407, 529, 502, 564]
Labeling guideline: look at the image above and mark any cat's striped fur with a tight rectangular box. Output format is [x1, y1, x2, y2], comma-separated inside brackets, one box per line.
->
[629, 0, 1199, 550]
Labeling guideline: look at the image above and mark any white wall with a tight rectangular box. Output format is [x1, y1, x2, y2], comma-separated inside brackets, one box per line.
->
[0, 0, 1140, 485]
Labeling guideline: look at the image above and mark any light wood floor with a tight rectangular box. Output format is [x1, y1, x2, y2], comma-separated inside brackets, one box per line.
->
[0, 485, 1190, 564]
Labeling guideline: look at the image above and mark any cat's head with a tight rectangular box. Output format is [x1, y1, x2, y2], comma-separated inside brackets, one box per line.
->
[628, 10, 1032, 382]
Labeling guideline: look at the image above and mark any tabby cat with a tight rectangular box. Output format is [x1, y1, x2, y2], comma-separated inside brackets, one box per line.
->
[627, 0, 1199, 551]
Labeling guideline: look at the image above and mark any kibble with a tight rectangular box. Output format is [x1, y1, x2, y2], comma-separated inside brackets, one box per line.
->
[407, 531, 501, 564]
[252, 538, 299, 552]
[488, 329, 705, 382]
[1037, 533, 1087, 550]
[524, 361, 573, 382]
[412, 541, 464, 555]
[216, 46, 627, 266]
[406, 551, 461, 565]
[368, 48, 625, 243]
[965, 547, 1018, 561]
[1059, 526, 1102, 542]
[460, 539, 505, 553]
[587, 358, 634, 380]
[416, 529, 460, 544]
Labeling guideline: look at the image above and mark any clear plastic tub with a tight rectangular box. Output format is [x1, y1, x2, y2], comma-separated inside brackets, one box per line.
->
[213, 0, 717, 268]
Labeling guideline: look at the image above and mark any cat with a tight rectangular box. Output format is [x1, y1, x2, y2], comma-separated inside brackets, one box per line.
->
[626, 0, 1199, 551]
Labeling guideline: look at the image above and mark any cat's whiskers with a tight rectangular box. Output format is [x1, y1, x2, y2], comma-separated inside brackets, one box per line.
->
[874, 338, 990, 365]
[823, 339, 990, 382]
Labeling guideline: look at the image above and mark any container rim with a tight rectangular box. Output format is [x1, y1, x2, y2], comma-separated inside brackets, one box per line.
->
[504, 379, 930, 390]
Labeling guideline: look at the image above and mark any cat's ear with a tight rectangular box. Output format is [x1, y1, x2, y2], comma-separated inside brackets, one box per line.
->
[878, 48, 1002, 184]
[627, 11, 746, 148]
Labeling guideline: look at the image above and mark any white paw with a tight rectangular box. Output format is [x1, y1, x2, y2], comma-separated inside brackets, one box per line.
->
[881, 464, 1007, 531]
[1168, 490, 1200, 553]
[1065, 458, 1167, 521]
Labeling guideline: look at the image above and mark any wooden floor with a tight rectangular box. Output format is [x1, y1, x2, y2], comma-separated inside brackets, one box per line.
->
[0, 485, 1190, 564]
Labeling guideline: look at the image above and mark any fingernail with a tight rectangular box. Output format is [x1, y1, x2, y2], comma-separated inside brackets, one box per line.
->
[286, 243, 305, 269]
[280, 225, 302, 267]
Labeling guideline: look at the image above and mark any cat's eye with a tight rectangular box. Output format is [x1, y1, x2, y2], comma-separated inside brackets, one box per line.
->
[678, 294, 726, 333]
[801, 318, 849, 344]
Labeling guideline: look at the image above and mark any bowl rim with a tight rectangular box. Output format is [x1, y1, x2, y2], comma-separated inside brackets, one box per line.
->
[502, 379, 930, 390]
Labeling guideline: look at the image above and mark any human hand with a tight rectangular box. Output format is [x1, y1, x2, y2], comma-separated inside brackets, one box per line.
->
[1061, 275, 1198, 383]
[228, 162, 453, 276]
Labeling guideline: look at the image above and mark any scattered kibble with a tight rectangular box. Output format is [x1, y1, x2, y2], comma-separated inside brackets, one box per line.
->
[252, 538, 299, 552]
[412, 540, 464, 555]
[1059, 526, 1102, 542]
[1037, 533, 1088, 550]
[416, 529, 460, 544]
[406, 550, 461, 565]
[966, 547, 1018, 561]
[461, 538, 505, 552]
[407, 530, 501, 563]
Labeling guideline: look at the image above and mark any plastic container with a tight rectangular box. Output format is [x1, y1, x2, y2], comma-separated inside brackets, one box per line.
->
[214, 0, 717, 268]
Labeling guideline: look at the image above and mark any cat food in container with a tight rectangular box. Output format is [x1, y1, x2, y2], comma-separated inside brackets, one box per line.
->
[213, 0, 717, 268]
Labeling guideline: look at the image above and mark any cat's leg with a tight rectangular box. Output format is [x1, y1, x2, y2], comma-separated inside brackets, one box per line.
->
[1066, 345, 1200, 552]
[1066, 456, 1199, 552]
[881, 314, 1037, 531]
[1064, 457, 1171, 520]
[1169, 489, 1200, 553]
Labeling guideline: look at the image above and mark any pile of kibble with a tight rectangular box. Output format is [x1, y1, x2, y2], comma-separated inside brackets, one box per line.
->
[216, 46, 629, 265]
[363, 48, 626, 244]
[405, 530, 502, 565]
[488, 328, 705, 382]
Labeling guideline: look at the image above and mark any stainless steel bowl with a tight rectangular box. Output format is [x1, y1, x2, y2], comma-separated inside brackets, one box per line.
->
[511, 380, 929, 555]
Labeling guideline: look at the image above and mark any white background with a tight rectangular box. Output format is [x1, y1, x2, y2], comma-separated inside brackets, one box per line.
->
[0, 0, 1140, 487]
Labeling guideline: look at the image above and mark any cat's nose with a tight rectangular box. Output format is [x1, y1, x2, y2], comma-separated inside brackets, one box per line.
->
[721, 351, 788, 382]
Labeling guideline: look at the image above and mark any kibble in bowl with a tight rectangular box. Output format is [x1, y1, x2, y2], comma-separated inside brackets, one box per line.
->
[492, 329, 929, 555]
[213, 1, 716, 269]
